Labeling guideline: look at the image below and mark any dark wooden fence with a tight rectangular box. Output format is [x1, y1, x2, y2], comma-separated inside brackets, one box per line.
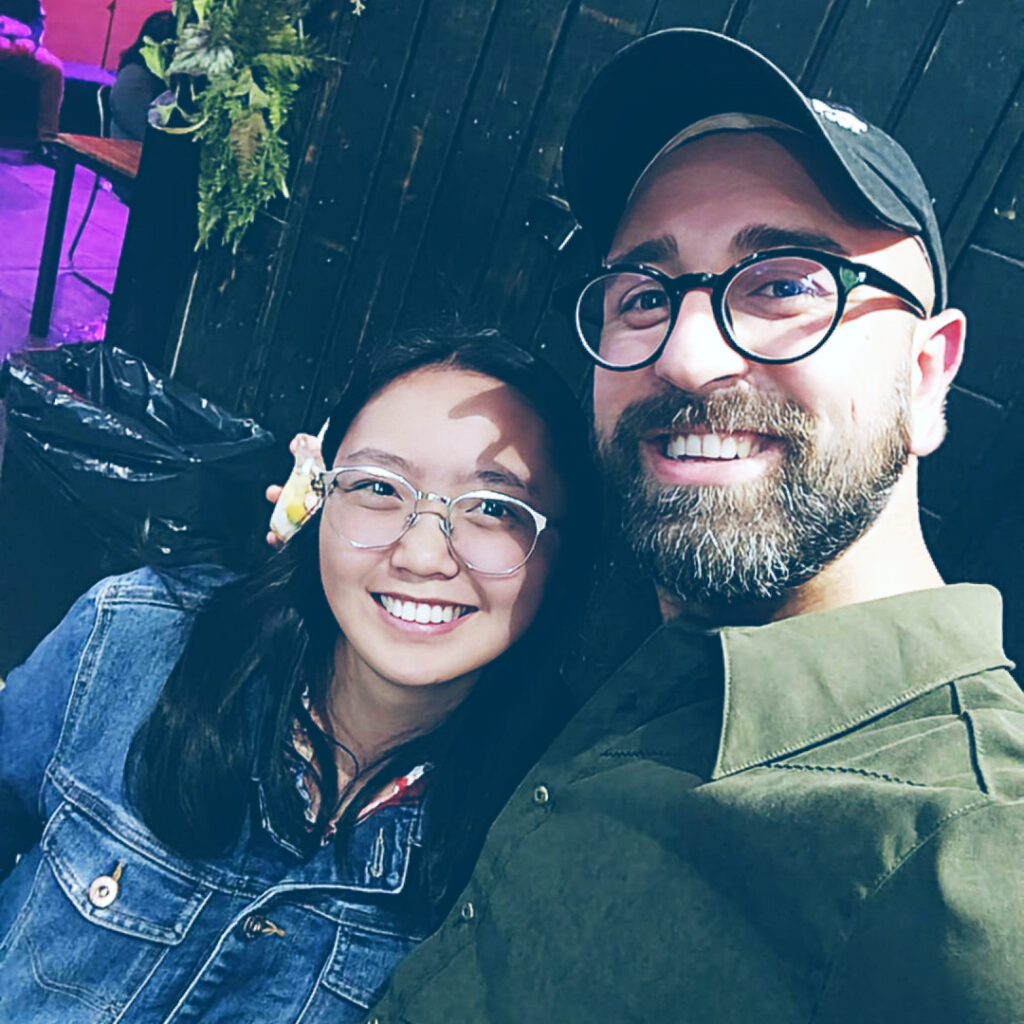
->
[117, 0, 1024, 660]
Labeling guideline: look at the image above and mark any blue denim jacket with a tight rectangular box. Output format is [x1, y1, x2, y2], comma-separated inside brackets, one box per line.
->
[0, 567, 434, 1024]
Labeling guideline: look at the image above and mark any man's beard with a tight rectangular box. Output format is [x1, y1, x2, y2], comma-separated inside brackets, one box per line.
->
[599, 386, 911, 611]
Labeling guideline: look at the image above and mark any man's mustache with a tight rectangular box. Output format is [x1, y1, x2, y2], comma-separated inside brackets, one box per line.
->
[606, 389, 816, 447]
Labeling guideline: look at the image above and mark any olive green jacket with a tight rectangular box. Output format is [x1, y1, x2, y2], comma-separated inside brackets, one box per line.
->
[369, 585, 1022, 1023]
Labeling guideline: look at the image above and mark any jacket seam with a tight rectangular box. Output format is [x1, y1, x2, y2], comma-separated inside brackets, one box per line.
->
[26, 926, 114, 1012]
[599, 749, 677, 758]
[40, 579, 114, 820]
[764, 762, 928, 788]
[957, 697, 992, 795]
[297, 924, 344, 1017]
[112, 943, 174, 1024]
[300, 901, 429, 941]
[0, 854, 46, 956]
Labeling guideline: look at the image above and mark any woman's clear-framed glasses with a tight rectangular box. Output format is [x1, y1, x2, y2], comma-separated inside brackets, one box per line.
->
[563, 247, 929, 371]
[315, 464, 550, 576]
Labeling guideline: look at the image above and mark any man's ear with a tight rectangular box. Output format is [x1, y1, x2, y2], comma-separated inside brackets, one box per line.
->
[908, 307, 966, 458]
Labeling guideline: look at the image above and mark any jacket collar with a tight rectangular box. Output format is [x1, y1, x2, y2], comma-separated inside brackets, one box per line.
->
[702, 584, 1012, 777]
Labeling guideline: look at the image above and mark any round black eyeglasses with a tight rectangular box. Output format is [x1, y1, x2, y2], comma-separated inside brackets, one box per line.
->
[564, 247, 929, 371]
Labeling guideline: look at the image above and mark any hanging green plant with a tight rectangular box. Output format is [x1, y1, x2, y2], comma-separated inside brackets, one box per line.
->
[142, 0, 362, 250]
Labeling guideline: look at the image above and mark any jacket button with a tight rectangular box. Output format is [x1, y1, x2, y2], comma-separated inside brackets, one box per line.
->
[459, 901, 475, 921]
[87, 874, 119, 908]
[240, 914, 286, 939]
[532, 784, 550, 805]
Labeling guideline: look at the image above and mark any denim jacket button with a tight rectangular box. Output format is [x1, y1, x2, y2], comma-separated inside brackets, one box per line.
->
[532, 784, 550, 805]
[459, 901, 475, 921]
[240, 914, 286, 940]
[87, 874, 119, 908]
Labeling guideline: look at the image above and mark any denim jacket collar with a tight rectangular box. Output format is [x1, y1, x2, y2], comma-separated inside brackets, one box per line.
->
[246, 678, 427, 890]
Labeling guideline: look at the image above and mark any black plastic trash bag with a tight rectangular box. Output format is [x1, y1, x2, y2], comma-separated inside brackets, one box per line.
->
[0, 342, 279, 674]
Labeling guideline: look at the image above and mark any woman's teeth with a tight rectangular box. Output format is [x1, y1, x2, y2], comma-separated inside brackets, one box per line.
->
[664, 433, 760, 460]
[379, 594, 469, 624]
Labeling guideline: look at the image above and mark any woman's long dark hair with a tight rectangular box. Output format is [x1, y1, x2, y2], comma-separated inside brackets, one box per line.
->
[128, 326, 600, 908]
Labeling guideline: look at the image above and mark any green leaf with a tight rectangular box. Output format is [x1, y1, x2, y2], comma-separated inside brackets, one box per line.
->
[140, 39, 168, 80]
[167, 22, 235, 77]
[248, 79, 272, 109]
[150, 99, 178, 127]
[229, 110, 267, 179]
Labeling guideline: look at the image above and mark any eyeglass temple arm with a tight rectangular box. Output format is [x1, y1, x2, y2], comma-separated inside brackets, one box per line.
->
[850, 264, 928, 318]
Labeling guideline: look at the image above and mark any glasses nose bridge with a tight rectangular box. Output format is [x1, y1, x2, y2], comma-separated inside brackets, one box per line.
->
[406, 492, 454, 538]
[666, 270, 718, 308]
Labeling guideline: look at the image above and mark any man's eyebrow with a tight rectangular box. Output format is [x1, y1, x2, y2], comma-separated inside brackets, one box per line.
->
[606, 234, 679, 267]
[732, 224, 850, 256]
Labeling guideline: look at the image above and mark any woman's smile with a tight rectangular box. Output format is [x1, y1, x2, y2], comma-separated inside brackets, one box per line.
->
[373, 591, 477, 633]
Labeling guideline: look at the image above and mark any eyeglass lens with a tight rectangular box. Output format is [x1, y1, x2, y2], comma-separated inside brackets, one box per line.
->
[324, 469, 539, 574]
[577, 255, 842, 366]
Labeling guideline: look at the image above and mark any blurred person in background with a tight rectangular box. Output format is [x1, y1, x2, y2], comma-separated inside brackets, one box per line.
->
[109, 9, 174, 141]
[0, 0, 62, 142]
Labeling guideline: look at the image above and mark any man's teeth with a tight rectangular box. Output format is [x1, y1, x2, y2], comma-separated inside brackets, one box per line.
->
[665, 433, 759, 460]
[379, 595, 468, 624]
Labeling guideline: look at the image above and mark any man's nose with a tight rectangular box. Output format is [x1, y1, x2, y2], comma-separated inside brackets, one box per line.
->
[653, 289, 751, 394]
[389, 510, 460, 578]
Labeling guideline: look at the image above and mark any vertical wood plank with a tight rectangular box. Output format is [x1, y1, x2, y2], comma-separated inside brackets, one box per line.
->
[306, 0, 503, 415]
[647, 0, 737, 32]
[250, 0, 434, 429]
[170, 215, 283, 411]
[970, 136, 1024, 263]
[802, 0, 949, 125]
[943, 77, 1024, 268]
[950, 245, 1024, 405]
[732, 0, 839, 80]
[892, 0, 1024, 225]
[397, 0, 576, 326]
[472, 0, 660, 346]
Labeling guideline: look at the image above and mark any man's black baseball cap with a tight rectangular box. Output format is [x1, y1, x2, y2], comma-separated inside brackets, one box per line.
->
[562, 28, 947, 311]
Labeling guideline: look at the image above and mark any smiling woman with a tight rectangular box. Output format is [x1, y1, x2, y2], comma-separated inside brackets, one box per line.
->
[0, 327, 600, 1024]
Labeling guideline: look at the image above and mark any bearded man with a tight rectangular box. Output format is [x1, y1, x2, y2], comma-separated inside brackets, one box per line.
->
[375, 28, 1024, 1024]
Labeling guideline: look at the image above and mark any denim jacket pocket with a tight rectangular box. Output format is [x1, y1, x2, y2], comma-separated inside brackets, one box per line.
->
[1, 801, 209, 1021]
[320, 924, 421, 1011]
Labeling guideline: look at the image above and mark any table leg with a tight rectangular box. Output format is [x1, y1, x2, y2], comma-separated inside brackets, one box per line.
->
[30, 150, 76, 337]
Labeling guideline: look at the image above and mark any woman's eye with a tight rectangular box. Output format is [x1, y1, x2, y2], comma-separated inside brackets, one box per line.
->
[462, 497, 509, 520]
[346, 478, 397, 497]
[460, 497, 528, 528]
[478, 499, 508, 519]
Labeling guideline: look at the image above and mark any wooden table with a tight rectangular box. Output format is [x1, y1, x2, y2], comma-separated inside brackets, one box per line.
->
[30, 134, 142, 337]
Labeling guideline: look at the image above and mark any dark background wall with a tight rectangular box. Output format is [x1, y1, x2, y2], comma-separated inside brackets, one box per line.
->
[123, 0, 1024, 662]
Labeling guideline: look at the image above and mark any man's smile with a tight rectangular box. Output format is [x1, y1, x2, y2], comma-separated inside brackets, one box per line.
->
[638, 428, 783, 486]
[662, 430, 766, 460]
